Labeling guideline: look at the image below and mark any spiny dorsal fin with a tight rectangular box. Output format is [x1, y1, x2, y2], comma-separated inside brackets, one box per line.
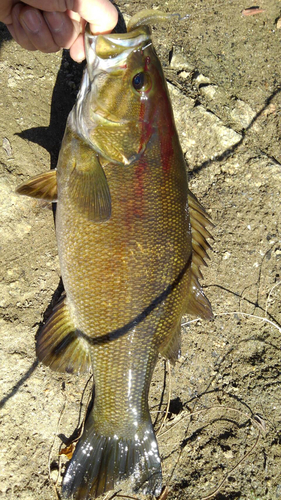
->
[36, 296, 91, 375]
[16, 170, 57, 201]
[187, 189, 213, 320]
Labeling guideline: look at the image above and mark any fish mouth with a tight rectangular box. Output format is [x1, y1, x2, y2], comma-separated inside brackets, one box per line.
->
[85, 25, 152, 77]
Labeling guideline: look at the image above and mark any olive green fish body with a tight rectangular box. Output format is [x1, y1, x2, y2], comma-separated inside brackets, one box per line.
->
[16, 10, 212, 500]
[56, 121, 190, 497]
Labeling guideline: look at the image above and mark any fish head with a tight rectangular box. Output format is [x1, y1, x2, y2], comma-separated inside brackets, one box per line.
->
[71, 24, 170, 165]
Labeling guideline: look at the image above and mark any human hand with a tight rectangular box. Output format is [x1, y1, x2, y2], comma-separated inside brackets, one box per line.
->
[0, 0, 118, 62]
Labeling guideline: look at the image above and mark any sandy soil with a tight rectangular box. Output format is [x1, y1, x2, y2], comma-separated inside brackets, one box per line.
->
[1, 1, 281, 499]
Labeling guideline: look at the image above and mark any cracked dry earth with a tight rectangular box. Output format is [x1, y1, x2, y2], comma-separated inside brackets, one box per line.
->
[1, 1, 281, 499]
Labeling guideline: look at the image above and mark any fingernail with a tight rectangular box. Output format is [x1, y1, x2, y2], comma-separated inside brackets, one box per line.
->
[20, 9, 42, 33]
[45, 11, 64, 32]
[75, 53, 85, 63]
[72, 47, 85, 63]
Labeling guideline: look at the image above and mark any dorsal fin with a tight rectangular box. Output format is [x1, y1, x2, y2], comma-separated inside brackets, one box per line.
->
[186, 189, 213, 320]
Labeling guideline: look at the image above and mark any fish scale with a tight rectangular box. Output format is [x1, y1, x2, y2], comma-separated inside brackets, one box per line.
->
[16, 9, 213, 499]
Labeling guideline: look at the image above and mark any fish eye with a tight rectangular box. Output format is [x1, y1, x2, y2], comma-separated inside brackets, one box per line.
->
[133, 72, 145, 90]
[132, 72, 151, 92]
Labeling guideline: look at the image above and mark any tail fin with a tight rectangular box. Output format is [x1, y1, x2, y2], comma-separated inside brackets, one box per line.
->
[62, 414, 162, 499]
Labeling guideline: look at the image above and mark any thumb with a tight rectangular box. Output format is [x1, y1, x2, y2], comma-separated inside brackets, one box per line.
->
[75, 0, 118, 34]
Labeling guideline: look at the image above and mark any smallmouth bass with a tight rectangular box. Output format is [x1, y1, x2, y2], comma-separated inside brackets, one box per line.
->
[17, 9, 213, 500]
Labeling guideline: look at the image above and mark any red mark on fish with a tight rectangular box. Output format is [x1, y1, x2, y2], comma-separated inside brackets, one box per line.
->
[145, 56, 150, 71]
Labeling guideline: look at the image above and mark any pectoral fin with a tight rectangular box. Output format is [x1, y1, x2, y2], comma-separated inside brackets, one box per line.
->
[16, 128, 112, 223]
[187, 189, 213, 320]
[68, 153, 111, 222]
[36, 297, 91, 375]
[60, 130, 111, 222]
[16, 170, 57, 201]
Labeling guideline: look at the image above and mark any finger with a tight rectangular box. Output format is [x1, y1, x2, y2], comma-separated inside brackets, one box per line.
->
[66, 9, 81, 23]
[43, 10, 82, 49]
[19, 5, 60, 53]
[6, 24, 37, 51]
[1, 0, 73, 24]
[9, 1, 74, 13]
[69, 32, 85, 62]
[74, 0, 118, 34]
[0, 0, 19, 25]
[10, 3, 37, 51]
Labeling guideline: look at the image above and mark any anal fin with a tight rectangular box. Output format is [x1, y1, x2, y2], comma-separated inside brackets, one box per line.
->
[36, 297, 91, 375]
[187, 189, 213, 320]
[16, 170, 57, 201]
[159, 323, 181, 364]
[187, 273, 213, 320]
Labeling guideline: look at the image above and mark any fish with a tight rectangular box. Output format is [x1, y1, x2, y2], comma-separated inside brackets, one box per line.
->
[16, 9, 213, 500]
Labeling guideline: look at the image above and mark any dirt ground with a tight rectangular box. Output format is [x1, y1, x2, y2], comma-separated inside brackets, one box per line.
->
[1, 1, 281, 499]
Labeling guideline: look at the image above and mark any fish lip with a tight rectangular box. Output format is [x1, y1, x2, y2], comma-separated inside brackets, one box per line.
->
[85, 27, 151, 77]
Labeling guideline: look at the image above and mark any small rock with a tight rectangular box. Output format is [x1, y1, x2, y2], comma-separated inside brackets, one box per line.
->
[194, 72, 211, 85]
[200, 84, 218, 99]
[223, 252, 231, 260]
[170, 47, 195, 72]
[7, 76, 17, 88]
[3, 137, 12, 157]
[49, 469, 59, 483]
[224, 449, 234, 459]
[178, 70, 190, 79]
[230, 99, 256, 129]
